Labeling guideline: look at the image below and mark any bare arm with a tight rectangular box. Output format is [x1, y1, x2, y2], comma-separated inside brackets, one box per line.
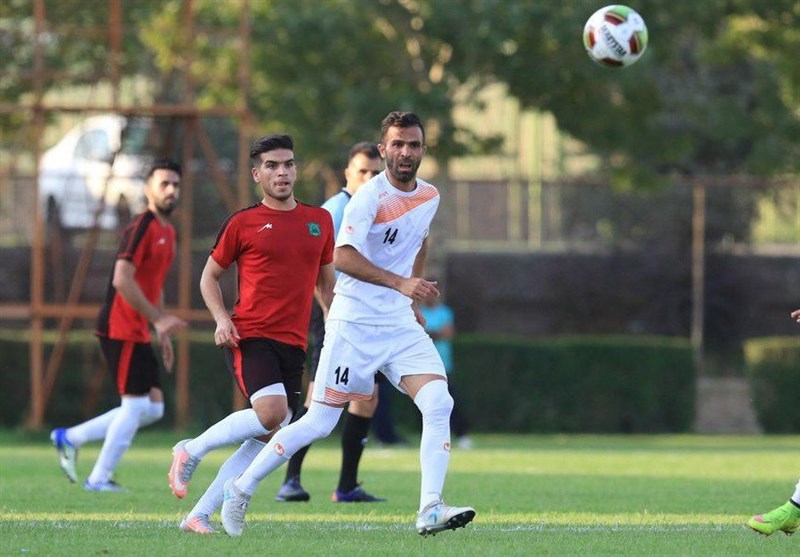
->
[410, 238, 435, 325]
[334, 244, 439, 303]
[200, 255, 240, 348]
[315, 262, 336, 314]
[112, 259, 186, 339]
[411, 237, 429, 279]
[157, 290, 175, 372]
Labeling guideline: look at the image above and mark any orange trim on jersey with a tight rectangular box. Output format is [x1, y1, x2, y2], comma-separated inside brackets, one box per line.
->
[117, 341, 134, 394]
[373, 185, 438, 224]
[323, 386, 374, 405]
[232, 346, 248, 397]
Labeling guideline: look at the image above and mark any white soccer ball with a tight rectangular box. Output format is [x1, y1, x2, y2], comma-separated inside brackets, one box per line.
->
[583, 5, 649, 68]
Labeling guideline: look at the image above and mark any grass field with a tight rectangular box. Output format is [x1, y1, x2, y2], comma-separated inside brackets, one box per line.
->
[1, 430, 798, 556]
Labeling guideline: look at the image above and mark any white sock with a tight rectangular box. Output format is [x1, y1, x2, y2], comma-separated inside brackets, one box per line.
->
[184, 409, 269, 460]
[189, 439, 265, 518]
[413, 380, 453, 511]
[139, 401, 164, 428]
[87, 396, 150, 484]
[792, 478, 800, 506]
[235, 403, 343, 496]
[66, 408, 120, 447]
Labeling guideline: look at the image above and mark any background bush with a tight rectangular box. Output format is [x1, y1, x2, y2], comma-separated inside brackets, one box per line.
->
[744, 337, 800, 433]
[385, 335, 696, 434]
[0, 333, 722, 434]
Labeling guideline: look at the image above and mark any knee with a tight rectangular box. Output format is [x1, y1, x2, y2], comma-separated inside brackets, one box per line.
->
[305, 403, 343, 439]
[138, 400, 164, 427]
[252, 399, 288, 431]
[255, 407, 287, 431]
[414, 380, 453, 421]
[148, 401, 165, 422]
[431, 391, 454, 418]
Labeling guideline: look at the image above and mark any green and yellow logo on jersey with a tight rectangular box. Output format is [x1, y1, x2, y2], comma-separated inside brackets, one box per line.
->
[307, 222, 321, 237]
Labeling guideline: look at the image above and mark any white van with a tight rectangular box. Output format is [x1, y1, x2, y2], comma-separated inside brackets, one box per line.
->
[38, 114, 152, 230]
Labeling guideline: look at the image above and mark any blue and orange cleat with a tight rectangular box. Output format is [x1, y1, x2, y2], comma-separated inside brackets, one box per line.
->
[332, 484, 386, 503]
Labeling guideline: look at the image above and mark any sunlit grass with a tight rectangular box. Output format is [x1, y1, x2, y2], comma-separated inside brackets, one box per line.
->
[1, 430, 798, 556]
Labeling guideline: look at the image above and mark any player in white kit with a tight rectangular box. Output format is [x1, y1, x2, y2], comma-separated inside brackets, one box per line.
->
[220, 111, 475, 537]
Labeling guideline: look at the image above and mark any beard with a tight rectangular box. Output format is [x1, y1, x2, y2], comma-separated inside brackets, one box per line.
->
[155, 199, 176, 216]
[386, 155, 420, 184]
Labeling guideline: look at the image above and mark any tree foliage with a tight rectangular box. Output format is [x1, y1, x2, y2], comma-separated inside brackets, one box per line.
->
[2, 0, 799, 188]
[422, 0, 800, 179]
[141, 0, 485, 194]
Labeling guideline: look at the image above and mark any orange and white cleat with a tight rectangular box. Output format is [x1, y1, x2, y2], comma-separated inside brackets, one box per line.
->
[168, 439, 200, 499]
[180, 514, 216, 534]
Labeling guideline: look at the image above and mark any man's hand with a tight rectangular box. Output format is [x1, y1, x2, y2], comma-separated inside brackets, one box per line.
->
[154, 314, 187, 337]
[398, 278, 439, 302]
[792, 309, 800, 324]
[159, 333, 175, 372]
[214, 315, 241, 348]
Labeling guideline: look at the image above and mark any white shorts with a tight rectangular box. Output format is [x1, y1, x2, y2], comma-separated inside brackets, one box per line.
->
[311, 318, 446, 405]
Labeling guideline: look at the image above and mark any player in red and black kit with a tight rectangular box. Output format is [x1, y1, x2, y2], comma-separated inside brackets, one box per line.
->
[51, 159, 187, 492]
[168, 134, 335, 534]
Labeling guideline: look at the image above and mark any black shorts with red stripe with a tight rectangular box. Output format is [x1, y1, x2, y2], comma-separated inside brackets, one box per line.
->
[224, 337, 305, 411]
[98, 336, 161, 395]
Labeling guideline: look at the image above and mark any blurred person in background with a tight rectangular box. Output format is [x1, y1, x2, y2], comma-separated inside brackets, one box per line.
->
[745, 308, 800, 536]
[420, 283, 471, 449]
[371, 377, 408, 446]
[276, 141, 387, 504]
[51, 159, 186, 492]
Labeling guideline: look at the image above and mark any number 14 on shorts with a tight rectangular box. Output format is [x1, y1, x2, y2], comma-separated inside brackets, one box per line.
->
[334, 366, 349, 385]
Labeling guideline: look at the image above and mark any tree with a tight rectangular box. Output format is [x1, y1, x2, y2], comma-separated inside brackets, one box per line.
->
[141, 0, 497, 197]
[421, 0, 800, 179]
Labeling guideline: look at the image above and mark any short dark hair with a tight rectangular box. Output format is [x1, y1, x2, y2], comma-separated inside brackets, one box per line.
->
[250, 134, 294, 166]
[380, 111, 425, 143]
[147, 158, 182, 179]
[348, 141, 380, 162]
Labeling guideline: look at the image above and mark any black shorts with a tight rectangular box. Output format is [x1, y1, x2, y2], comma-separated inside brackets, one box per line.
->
[225, 338, 305, 408]
[98, 336, 161, 396]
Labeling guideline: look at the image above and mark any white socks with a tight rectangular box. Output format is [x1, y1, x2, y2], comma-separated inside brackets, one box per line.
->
[184, 409, 270, 460]
[87, 396, 151, 484]
[139, 401, 164, 427]
[235, 403, 343, 495]
[67, 400, 164, 447]
[189, 438, 266, 518]
[67, 408, 120, 446]
[792, 478, 800, 505]
[413, 380, 453, 512]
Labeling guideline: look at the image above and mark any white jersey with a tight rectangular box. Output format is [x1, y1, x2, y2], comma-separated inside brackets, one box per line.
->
[328, 171, 439, 325]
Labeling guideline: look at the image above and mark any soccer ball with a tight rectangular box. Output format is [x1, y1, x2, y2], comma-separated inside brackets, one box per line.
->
[583, 5, 648, 67]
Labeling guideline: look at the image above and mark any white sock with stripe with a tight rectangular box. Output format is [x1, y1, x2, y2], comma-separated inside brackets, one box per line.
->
[792, 478, 800, 506]
[184, 409, 269, 460]
[235, 403, 343, 496]
[413, 380, 453, 512]
[189, 438, 266, 518]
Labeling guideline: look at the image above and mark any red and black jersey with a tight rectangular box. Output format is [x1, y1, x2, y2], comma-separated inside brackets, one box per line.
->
[96, 211, 175, 342]
[210, 201, 334, 349]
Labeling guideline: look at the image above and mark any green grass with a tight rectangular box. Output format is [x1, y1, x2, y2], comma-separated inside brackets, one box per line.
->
[1, 430, 798, 556]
